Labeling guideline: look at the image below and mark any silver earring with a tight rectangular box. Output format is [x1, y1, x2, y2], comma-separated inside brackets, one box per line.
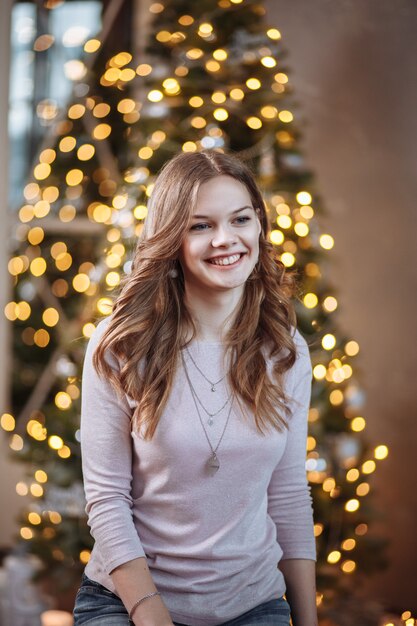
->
[168, 268, 178, 278]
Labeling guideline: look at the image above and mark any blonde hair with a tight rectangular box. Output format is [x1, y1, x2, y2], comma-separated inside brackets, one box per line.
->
[94, 150, 298, 439]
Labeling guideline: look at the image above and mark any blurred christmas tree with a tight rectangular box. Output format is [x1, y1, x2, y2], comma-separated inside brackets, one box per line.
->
[2, 0, 390, 620]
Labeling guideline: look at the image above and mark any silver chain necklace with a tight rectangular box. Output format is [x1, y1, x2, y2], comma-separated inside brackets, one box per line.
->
[185, 374, 232, 425]
[181, 353, 233, 475]
[184, 346, 226, 392]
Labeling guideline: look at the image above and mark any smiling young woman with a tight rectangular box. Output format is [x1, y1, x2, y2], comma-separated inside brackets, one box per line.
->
[74, 150, 318, 626]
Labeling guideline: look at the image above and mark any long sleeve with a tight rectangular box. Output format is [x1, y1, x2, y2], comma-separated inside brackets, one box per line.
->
[80, 318, 146, 575]
[267, 330, 316, 561]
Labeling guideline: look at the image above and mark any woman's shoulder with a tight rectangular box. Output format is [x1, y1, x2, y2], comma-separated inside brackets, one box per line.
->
[84, 315, 120, 369]
[290, 326, 313, 378]
[87, 315, 112, 347]
[263, 325, 312, 384]
[290, 326, 311, 356]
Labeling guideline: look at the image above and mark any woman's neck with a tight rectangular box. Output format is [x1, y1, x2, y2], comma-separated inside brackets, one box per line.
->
[183, 284, 243, 342]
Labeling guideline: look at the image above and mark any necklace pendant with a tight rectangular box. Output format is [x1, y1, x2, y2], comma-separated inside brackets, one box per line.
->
[206, 453, 220, 475]
[208, 417, 214, 426]
[211, 385, 216, 392]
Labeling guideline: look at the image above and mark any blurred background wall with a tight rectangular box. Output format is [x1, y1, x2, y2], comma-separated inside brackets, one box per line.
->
[267, 0, 417, 611]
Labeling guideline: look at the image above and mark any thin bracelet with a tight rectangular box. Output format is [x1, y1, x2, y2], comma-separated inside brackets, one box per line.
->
[128, 591, 161, 622]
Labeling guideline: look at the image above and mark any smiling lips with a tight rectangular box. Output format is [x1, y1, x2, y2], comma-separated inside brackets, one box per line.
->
[206, 253, 245, 266]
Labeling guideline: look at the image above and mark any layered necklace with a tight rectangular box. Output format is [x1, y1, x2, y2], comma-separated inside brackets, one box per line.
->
[181, 347, 233, 476]
[185, 347, 225, 393]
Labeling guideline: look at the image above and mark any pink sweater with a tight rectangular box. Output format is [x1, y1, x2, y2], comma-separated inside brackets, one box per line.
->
[81, 317, 316, 626]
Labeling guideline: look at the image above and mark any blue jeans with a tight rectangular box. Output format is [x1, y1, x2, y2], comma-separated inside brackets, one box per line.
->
[73, 573, 291, 626]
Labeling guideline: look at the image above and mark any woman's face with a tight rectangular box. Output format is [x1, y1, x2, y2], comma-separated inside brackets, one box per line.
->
[178, 175, 262, 295]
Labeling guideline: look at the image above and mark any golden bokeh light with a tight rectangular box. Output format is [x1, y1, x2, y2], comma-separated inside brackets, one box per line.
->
[182, 141, 197, 152]
[20, 527, 34, 540]
[1, 413, 15, 431]
[313, 364, 326, 380]
[34, 329, 50, 347]
[189, 96, 204, 107]
[58, 445, 71, 458]
[345, 499, 360, 512]
[341, 560, 356, 574]
[320, 234, 335, 250]
[136, 63, 152, 76]
[346, 468, 360, 482]
[213, 49, 227, 61]
[206, 60, 220, 72]
[39, 148, 56, 164]
[323, 296, 338, 312]
[314, 523, 323, 537]
[351, 417, 366, 432]
[329, 389, 343, 406]
[30, 483, 44, 497]
[84, 38, 101, 53]
[213, 108, 228, 121]
[28, 512, 42, 525]
[280, 252, 295, 267]
[97, 297, 113, 315]
[77, 144, 95, 161]
[49, 434, 64, 449]
[276, 215, 292, 229]
[374, 445, 389, 460]
[362, 460, 376, 474]
[35, 470, 48, 483]
[342, 538, 356, 551]
[42, 308, 59, 327]
[191, 116, 207, 129]
[66, 169, 84, 186]
[30, 257, 47, 277]
[296, 191, 312, 205]
[246, 117, 262, 129]
[261, 56, 277, 68]
[59, 136, 76, 152]
[356, 482, 370, 497]
[270, 230, 284, 245]
[68, 104, 85, 120]
[178, 14, 194, 26]
[83, 322, 96, 338]
[16, 482, 29, 496]
[80, 550, 91, 564]
[148, 90, 163, 102]
[92, 123, 112, 140]
[10, 434, 24, 451]
[186, 48, 204, 60]
[34, 163, 51, 181]
[303, 293, 318, 309]
[138, 147, 154, 159]
[73, 273, 91, 293]
[275, 72, 288, 84]
[327, 551, 341, 564]
[246, 78, 261, 90]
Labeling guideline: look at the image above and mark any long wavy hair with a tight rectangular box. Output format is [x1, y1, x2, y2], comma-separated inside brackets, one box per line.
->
[93, 150, 299, 439]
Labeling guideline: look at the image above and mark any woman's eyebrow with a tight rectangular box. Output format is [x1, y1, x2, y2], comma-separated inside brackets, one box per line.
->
[191, 205, 253, 219]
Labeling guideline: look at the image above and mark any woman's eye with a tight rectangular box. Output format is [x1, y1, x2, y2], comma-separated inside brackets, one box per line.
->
[235, 216, 251, 224]
[190, 223, 209, 231]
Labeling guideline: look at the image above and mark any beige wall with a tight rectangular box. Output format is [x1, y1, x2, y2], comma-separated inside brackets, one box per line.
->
[267, 0, 417, 613]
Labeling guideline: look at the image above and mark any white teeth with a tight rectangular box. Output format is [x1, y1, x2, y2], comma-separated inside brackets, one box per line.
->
[208, 254, 241, 266]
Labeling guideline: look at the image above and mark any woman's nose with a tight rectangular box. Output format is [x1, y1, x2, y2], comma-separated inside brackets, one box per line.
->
[211, 225, 237, 247]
